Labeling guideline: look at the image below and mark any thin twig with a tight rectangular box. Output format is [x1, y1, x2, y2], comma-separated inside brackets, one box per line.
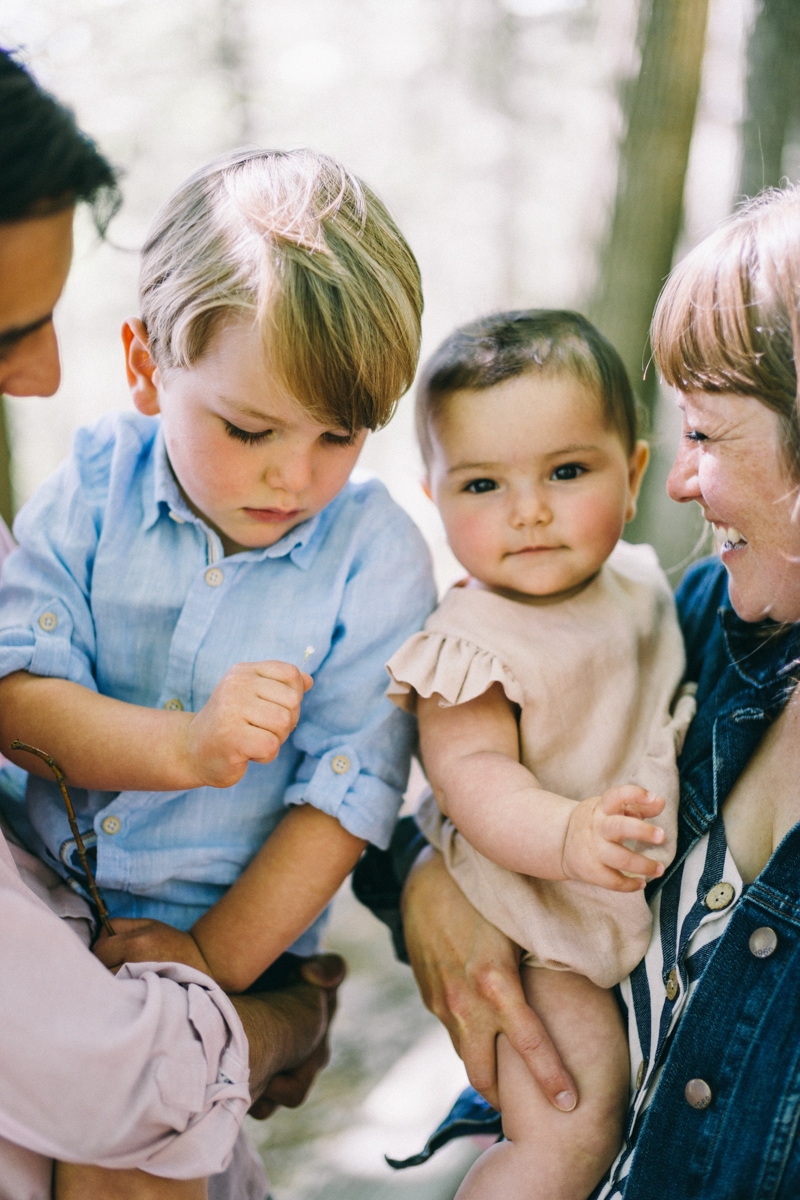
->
[11, 740, 115, 936]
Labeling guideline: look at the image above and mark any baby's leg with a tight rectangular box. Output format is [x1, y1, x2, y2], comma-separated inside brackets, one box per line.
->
[455, 967, 628, 1200]
[55, 1163, 207, 1199]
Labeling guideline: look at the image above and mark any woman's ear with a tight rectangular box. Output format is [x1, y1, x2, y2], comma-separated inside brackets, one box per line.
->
[122, 318, 161, 416]
[624, 440, 650, 523]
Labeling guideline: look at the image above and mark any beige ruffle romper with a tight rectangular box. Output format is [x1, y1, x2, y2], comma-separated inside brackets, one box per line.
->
[386, 541, 695, 990]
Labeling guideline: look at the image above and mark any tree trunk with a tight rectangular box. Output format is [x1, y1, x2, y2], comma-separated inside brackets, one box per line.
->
[738, 0, 800, 200]
[589, 0, 710, 417]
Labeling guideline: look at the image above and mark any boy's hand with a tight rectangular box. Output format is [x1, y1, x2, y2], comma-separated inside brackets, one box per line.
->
[185, 661, 312, 787]
[92, 918, 212, 976]
[561, 785, 666, 891]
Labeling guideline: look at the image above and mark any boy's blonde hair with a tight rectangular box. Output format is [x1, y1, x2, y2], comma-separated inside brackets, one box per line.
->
[651, 186, 800, 473]
[139, 148, 423, 432]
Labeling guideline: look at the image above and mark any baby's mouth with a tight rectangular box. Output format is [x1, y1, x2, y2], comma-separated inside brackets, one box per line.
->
[712, 523, 748, 552]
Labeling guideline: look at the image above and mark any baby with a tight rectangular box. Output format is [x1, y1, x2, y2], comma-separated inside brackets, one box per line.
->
[0, 148, 436, 1195]
[387, 310, 695, 1200]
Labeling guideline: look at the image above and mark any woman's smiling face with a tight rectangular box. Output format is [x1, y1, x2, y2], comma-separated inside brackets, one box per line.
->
[667, 390, 800, 623]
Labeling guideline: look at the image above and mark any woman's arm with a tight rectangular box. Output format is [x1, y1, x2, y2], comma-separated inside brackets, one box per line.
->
[95, 805, 366, 994]
[400, 846, 577, 1112]
[419, 683, 666, 887]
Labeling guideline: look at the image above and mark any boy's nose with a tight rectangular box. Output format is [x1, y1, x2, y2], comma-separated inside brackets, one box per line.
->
[265, 446, 313, 496]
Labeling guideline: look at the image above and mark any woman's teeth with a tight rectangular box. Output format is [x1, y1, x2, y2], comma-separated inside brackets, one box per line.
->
[713, 524, 747, 551]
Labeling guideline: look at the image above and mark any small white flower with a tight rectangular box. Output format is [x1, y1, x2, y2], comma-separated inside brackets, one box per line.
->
[302, 645, 315, 664]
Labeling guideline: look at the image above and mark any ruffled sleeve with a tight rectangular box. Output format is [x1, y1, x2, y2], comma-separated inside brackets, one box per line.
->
[386, 630, 525, 714]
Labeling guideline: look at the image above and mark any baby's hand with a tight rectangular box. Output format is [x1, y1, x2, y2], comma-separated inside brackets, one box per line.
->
[185, 661, 312, 787]
[561, 785, 666, 891]
[93, 917, 212, 977]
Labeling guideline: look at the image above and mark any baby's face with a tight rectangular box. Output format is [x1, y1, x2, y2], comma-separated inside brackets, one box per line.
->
[127, 317, 367, 554]
[426, 372, 648, 598]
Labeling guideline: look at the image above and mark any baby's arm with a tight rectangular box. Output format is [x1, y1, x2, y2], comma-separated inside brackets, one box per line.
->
[418, 682, 665, 891]
[95, 805, 366, 993]
[0, 660, 311, 792]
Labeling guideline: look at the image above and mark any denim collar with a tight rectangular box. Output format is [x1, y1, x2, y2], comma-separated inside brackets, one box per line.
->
[718, 604, 800, 693]
[142, 422, 333, 571]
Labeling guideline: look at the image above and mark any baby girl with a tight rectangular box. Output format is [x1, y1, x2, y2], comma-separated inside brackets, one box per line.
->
[387, 310, 695, 1200]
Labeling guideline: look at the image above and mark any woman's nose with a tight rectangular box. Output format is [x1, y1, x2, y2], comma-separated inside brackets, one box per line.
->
[666, 441, 701, 504]
[1, 321, 61, 398]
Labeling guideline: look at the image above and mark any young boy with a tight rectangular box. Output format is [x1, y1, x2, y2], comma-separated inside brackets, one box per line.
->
[0, 147, 436, 1001]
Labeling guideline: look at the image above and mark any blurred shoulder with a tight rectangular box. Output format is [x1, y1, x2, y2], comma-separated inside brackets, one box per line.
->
[70, 411, 159, 498]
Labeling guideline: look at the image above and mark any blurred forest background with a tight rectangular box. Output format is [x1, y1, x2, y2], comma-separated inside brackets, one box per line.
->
[2, 0, 800, 1196]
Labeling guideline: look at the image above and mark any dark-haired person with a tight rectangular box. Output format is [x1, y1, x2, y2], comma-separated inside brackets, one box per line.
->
[359, 187, 800, 1197]
[0, 48, 344, 1200]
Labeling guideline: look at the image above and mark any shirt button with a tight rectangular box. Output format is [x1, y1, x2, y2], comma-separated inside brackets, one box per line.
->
[205, 567, 224, 587]
[749, 927, 778, 958]
[684, 1078, 712, 1109]
[164, 698, 184, 711]
[665, 967, 679, 1001]
[636, 1059, 648, 1090]
[38, 612, 58, 632]
[102, 815, 121, 836]
[705, 881, 735, 910]
[331, 755, 350, 774]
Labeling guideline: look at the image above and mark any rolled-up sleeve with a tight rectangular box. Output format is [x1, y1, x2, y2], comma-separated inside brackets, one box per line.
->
[0, 422, 121, 689]
[0, 870, 250, 1178]
[284, 498, 437, 848]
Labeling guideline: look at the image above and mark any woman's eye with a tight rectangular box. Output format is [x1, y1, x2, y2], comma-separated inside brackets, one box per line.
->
[686, 430, 708, 443]
[551, 463, 585, 481]
[224, 421, 273, 445]
[463, 478, 498, 494]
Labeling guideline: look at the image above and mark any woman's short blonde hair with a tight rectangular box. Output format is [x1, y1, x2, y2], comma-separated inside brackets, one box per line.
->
[139, 148, 423, 432]
[651, 186, 800, 471]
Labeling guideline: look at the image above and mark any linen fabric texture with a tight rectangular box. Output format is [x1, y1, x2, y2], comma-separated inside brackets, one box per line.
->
[0, 412, 436, 940]
[386, 541, 695, 989]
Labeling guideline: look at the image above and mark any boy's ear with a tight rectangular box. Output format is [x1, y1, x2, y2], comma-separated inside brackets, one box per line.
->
[122, 318, 161, 416]
[624, 440, 650, 523]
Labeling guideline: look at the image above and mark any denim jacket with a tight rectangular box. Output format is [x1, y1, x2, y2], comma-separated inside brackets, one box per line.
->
[354, 557, 800, 1197]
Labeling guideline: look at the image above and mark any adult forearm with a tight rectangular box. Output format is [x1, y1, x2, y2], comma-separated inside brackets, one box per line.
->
[0, 672, 199, 790]
[440, 751, 575, 878]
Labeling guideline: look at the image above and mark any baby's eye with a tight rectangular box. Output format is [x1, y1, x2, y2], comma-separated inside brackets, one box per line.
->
[224, 421, 273, 445]
[551, 463, 586, 481]
[463, 478, 498, 494]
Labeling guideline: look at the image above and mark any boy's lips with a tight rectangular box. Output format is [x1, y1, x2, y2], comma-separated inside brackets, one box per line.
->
[243, 506, 303, 523]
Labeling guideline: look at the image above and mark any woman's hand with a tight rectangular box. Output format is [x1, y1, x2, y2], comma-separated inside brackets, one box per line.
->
[562, 785, 666, 890]
[401, 847, 577, 1113]
[183, 660, 313, 788]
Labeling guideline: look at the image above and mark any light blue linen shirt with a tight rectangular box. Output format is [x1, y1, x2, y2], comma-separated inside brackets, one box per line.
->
[0, 412, 436, 948]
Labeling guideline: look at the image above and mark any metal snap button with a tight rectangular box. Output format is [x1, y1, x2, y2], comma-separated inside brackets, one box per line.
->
[331, 755, 350, 774]
[102, 815, 121, 836]
[164, 698, 183, 711]
[749, 927, 778, 958]
[38, 612, 58, 632]
[665, 967, 679, 1001]
[685, 1078, 712, 1109]
[705, 881, 735, 910]
[636, 1059, 648, 1090]
[205, 567, 224, 587]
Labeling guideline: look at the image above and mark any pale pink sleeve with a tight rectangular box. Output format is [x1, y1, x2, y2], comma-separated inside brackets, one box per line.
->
[0, 837, 250, 1180]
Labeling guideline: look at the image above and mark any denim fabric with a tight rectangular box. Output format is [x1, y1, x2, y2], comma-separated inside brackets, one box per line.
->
[356, 557, 800, 1196]
[0, 412, 436, 942]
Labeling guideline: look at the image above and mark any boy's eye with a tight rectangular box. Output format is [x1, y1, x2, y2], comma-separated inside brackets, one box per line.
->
[224, 421, 273, 445]
[321, 431, 358, 447]
[463, 478, 498, 494]
[551, 463, 586, 481]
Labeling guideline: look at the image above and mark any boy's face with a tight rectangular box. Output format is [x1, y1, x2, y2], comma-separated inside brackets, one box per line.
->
[124, 317, 367, 554]
[426, 371, 648, 599]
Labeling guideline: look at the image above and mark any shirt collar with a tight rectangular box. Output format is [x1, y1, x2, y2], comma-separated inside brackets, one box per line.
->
[719, 603, 800, 691]
[143, 422, 337, 570]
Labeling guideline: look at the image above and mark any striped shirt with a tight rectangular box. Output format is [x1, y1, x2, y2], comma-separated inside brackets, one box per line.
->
[597, 816, 743, 1198]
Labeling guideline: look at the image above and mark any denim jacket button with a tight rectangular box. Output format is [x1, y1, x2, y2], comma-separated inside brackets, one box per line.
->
[749, 927, 778, 958]
[685, 1078, 712, 1109]
[665, 967, 679, 1001]
[705, 881, 735, 910]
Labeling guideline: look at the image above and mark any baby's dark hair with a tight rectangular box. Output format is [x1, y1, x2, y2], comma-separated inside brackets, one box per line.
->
[416, 309, 640, 466]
